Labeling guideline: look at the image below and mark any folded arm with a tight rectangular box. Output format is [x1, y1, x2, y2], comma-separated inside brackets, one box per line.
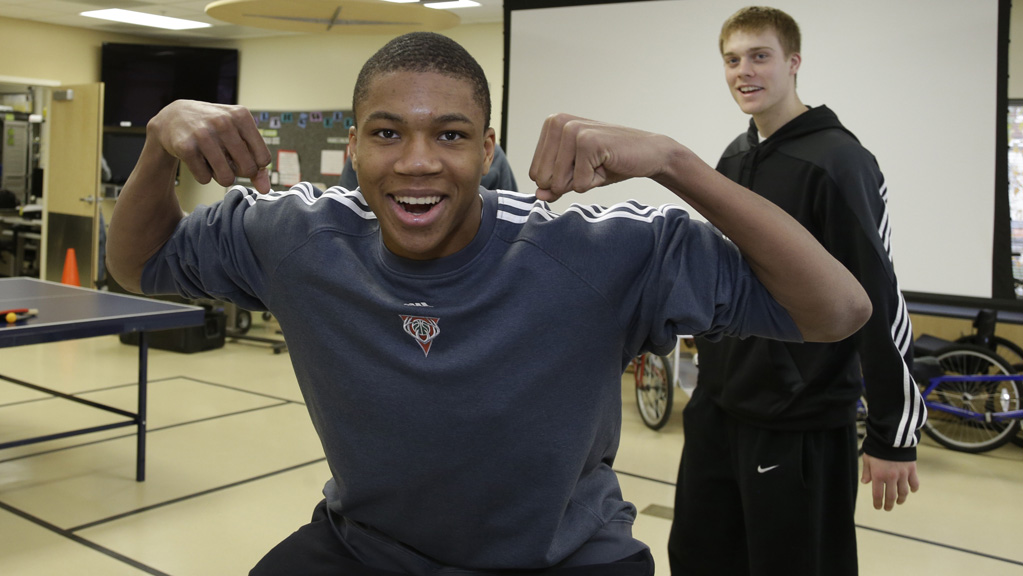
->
[106, 100, 272, 293]
[528, 113, 871, 342]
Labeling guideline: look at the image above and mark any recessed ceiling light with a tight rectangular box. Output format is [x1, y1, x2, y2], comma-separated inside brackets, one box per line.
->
[424, 1, 481, 9]
[80, 9, 212, 30]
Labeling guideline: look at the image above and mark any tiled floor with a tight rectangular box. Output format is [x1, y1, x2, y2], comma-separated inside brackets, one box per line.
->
[1, 326, 1022, 575]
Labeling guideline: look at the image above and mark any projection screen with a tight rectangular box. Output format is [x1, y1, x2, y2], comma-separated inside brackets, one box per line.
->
[502, 0, 1011, 307]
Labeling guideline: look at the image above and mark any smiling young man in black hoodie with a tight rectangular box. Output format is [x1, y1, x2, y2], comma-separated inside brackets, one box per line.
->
[667, 7, 927, 576]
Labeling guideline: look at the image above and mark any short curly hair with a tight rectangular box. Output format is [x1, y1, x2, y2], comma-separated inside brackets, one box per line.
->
[353, 32, 491, 130]
[719, 6, 801, 56]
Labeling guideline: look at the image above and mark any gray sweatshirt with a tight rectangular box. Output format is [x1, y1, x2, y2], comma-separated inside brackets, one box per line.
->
[143, 184, 800, 569]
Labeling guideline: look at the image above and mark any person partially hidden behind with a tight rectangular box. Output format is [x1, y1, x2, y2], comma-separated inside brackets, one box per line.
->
[107, 32, 870, 575]
[668, 7, 927, 576]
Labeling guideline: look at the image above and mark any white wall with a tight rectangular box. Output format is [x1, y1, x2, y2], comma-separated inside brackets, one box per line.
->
[504, 0, 1004, 300]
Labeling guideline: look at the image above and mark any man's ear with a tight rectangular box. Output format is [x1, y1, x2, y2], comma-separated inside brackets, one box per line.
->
[789, 51, 802, 76]
[348, 125, 359, 172]
[482, 127, 496, 176]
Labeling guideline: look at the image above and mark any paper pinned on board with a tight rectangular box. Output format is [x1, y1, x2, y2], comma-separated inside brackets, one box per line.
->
[320, 149, 346, 176]
[277, 150, 301, 186]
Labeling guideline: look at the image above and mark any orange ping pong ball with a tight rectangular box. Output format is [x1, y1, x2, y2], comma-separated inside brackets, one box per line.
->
[5, 312, 16, 323]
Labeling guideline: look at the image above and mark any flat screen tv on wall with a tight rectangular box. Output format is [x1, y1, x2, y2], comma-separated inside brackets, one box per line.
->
[101, 43, 239, 128]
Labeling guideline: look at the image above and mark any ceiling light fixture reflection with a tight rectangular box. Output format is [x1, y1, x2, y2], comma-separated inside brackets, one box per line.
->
[81, 9, 212, 30]
[424, 1, 481, 9]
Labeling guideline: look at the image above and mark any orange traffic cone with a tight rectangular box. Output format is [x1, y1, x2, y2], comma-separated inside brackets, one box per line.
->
[61, 248, 80, 286]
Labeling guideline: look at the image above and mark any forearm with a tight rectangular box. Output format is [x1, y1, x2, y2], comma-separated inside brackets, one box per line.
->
[653, 142, 871, 341]
[106, 137, 185, 293]
[858, 278, 923, 456]
[526, 114, 870, 340]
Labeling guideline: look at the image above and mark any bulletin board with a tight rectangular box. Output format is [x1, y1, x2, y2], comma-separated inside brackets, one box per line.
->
[251, 108, 355, 189]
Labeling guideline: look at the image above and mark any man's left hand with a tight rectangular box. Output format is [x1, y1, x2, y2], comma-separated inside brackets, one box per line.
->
[861, 453, 920, 511]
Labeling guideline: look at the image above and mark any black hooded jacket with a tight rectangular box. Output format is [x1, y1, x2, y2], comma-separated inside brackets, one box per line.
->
[697, 105, 926, 461]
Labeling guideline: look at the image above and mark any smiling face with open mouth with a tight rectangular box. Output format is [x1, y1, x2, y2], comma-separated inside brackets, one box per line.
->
[349, 70, 495, 261]
[722, 29, 802, 136]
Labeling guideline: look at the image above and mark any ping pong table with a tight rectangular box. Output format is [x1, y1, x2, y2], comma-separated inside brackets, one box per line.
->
[0, 277, 204, 481]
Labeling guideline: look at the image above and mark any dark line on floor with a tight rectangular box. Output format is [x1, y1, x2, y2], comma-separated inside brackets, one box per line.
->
[0, 375, 182, 409]
[69, 457, 327, 533]
[855, 524, 1023, 566]
[0, 499, 172, 576]
[0, 401, 292, 465]
[640, 503, 674, 520]
[613, 468, 677, 486]
[174, 375, 305, 405]
[148, 401, 292, 432]
[69, 375, 183, 396]
[1, 374, 299, 409]
[0, 396, 66, 409]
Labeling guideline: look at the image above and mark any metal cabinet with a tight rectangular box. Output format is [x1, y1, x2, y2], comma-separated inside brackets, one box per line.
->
[0, 110, 33, 204]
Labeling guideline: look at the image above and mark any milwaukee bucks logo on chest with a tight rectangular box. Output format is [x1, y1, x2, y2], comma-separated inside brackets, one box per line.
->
[400, 315, 441, 357]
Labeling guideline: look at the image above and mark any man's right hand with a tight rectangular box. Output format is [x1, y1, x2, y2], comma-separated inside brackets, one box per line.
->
[108, 100, 274, 293]
[528, 113, 676, 203]
[149, 100, 272, 194]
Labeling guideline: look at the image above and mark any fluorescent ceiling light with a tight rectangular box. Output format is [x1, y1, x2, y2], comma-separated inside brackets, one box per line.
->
[425, 1, 481, 9]
[80, 9, 211, 30]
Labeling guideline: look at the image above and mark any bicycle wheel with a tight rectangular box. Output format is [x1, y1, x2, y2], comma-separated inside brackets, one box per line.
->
[634, 352, 673, 431]
[922, 344, 1021, 453]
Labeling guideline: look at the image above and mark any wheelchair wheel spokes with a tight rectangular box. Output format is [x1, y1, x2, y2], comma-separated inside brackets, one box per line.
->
[923, 345, 1021, 453]
[635, 353, 673, 431]
[991, 336, 1023, 448]
[954, 334, 1023, 449]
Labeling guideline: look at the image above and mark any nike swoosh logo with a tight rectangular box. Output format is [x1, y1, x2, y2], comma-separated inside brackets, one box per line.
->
[757, 465, 780, 473]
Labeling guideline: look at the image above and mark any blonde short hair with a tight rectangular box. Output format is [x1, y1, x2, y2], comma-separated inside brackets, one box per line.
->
[719, 6, 801, 56]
